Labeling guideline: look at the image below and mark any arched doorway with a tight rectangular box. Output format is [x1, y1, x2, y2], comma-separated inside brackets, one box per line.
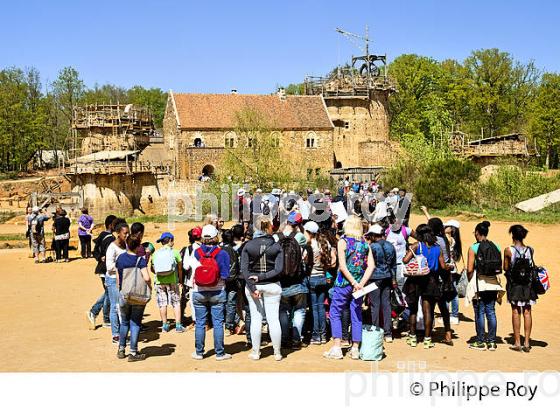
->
[202, 164, 215, 178]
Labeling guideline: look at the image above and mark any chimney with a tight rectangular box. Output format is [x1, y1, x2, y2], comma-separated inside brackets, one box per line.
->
[231, 89, 238, 95]
[277, 87, 286, 101]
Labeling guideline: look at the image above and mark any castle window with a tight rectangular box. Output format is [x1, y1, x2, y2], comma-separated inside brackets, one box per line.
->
[344, 121, 349, 129]
[270, 131, 281, 147]
[247, 136, 256, 148]
[224, 131, 236, 148]
[305, 132, 317, 149]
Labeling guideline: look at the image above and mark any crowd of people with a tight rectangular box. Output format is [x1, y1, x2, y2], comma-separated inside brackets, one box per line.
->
[79, 179, 547, 362]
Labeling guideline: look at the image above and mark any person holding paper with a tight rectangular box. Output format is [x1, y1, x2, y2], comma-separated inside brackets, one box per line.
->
[365, 224, 397, 343]
[323, 215, 375, 360]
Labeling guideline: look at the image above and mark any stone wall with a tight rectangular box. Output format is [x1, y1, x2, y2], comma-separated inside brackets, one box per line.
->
[325, 91, 391, 168]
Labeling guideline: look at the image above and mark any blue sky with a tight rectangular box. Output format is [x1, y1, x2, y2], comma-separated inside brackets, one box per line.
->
[2, 0, 559, 93]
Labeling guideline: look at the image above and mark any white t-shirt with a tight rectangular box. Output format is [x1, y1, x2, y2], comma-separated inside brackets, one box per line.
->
[385, 227, 412, 264]
[105, 242, 127, 278]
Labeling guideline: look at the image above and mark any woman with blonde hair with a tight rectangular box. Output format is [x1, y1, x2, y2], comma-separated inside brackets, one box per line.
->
[324, 215, 375, 360]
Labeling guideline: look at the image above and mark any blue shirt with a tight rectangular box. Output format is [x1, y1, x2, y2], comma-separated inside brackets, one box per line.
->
[370, 240, 397, 281]
[416, 242, 441, 272]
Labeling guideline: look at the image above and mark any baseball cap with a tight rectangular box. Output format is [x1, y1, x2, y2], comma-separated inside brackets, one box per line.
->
[156, 232, 174, 243]
[202, 224, 219, 239]
[444, 219, 461, 229]
[367, 224, 384, 235]
[191, 226, 202, 239]
[391, 187, 399, 193]
[287, 211, 303, 226]
[32, 206, 40, 213]
[303, 221, 319, 234]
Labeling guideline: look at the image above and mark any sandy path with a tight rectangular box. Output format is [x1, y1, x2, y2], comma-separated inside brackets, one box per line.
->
[0, 215, 558, 372]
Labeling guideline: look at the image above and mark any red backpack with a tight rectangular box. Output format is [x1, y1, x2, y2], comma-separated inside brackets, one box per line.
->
[194, 247, 221, 286]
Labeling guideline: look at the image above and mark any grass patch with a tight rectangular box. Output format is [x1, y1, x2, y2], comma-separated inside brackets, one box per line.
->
[0, 211, 19, 224]
[0, 233, 27, 241]
[126, 214, 170, 224]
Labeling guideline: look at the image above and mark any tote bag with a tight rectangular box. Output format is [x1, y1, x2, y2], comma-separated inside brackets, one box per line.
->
[120, 257, 151, 305]
[359, 325, 384, 361]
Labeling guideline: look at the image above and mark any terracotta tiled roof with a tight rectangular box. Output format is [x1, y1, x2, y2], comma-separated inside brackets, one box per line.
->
[172, 93, 333, 131]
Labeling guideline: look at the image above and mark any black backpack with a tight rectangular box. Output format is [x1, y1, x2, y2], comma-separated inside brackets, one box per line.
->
[476, 240, 502, 276]
[510, 247, 533, 285]
[180, 245, 195, 281]
[277, 232, 302, 278]
[221, 244, 240, 282]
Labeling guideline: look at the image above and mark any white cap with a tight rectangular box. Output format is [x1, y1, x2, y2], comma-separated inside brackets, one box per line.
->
[237, 188, 246, 197]
[256, 188, 263, 194]
[444, 219, 461, 229]
[32, 206, 40, 213]
[271, 188, 282, 195]
[391, 187, 399, 193]
[367, 224, 384, 235]
[201, 224, 219, 239]
[303, 221, 319, 234]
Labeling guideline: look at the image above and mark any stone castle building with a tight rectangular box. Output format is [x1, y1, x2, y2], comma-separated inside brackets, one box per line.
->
[163, 84, 398, 181]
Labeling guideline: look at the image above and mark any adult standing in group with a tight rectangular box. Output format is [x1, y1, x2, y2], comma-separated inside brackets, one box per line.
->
[503, 224, 537, 353]
[365, 224, 397, 343]
[115, 233, 152, 362]
[466, 221, 504, 352]
[78, 208, 94, 259]
[304, 221, 336, 345]
[324, 215, 375, 360]
[402, 224, 449, 349]
[28, 206, 50, 263]
[53, 209, 71, 263]
[105, 220, 129, 343]
[240, 215, 284, 361]
[190, 225, 232, 360]
[87, 215, 117, 330]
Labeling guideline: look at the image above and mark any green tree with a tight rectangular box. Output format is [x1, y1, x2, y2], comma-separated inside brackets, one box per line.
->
[126, 86, 167, 127]
[530, 73, 560, 168]
[83, 83, 128, 104]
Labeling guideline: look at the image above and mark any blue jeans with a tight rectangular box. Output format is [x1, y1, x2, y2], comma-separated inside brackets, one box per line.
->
[105, 276, 120, 337]
[473, 292, 497, 343]
[91, 277, 110, 323]
[368, 278, 392, 337]
[192, 289, 227, 357]
[309, 275, 328, 340]
[450, 295, 459, 318]
[118, 302, 145, 354]
[225, 282, 239, 331]
[279, 292, 307, 344]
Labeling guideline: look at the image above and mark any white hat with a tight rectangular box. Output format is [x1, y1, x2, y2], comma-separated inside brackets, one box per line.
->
[444, 219, 461, 229]
[237, 188, 246, 197]
[367, 224, 384, 235]
[201, 224, 219, 239]
[256, 188, 263, 194]
[32, 206, 40, 213]
[271, 188, 282, 195]
[391, 187, 399, 193]
[303, 221, 319, 234]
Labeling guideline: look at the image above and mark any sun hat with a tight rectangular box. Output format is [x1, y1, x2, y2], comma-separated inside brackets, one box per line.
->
[156, 232, 174, 243]
[444, 219, 461, 229]
[202, 224, 219, 239]
[367, 224, 384, 235]
[237, 188, 246, 197]
[303, 221, 319, 234]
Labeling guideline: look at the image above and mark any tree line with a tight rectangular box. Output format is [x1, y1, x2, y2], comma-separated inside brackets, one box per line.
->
[285, 48, 560, 169]
[0, 66, 167, 172]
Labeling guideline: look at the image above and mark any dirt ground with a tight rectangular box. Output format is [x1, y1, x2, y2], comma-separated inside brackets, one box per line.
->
[0, 214, 558, 372]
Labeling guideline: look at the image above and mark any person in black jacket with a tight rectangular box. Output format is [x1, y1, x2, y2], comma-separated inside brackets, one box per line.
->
[240, 215, 284, 361]
[53, 209, 71, 262]
[86, 215, 116, 330]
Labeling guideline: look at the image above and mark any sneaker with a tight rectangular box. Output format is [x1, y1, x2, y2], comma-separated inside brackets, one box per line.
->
[385, 336, 394, 343]
[162, 322, 170, 333]
[450, 316, 460, 325]
[469, 341, 487, 351]
[423, 337, 435, 349]
[191, 352, 204, 360]
[248, 351, 261, 361]
[310, 338, 322, 345]
[349, 347, 360, 360]
[323, 347, 344, 360]
[128, 353, 146, 362]
[406, 336, 417, 347]
[487, 342, 497, 351]
[291, 341, 303, 350]
[320, 336, 327, 344]
[112, 335, 120, 344]
[117, 348, 127, 359]
[175, 324, 185, 333]
[216, 353, 232, 361]
[274, 353, 283, 361]
[86, 311, 96, 330]
[102, 322, 111, 328]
